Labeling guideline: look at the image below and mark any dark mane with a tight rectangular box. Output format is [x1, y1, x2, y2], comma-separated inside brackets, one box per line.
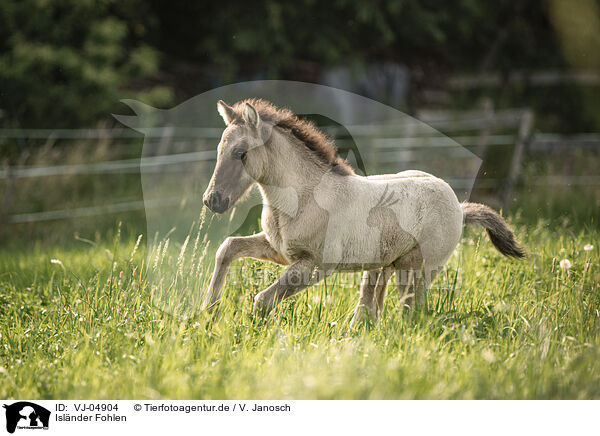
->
[230, 99, 354, 175]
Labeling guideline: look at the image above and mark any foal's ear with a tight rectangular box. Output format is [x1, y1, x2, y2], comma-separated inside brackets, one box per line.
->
[217, 100, 237, 125]
[244, 103, 260, 130]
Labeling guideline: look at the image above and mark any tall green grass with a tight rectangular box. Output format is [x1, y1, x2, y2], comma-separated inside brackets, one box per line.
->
[0, 217, 599, 399]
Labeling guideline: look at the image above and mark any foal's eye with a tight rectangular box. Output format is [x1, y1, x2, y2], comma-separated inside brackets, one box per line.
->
[233, 149, 247, 160]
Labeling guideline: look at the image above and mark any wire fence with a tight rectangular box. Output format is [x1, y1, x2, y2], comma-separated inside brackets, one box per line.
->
[7, 198, 181, 223]
[0, 150, 216, 179]
[1, 110, 599, 224]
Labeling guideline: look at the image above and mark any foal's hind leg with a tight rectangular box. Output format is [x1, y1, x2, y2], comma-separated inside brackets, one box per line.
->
[394, 246, 428, 308]
[351, 269, 387, 327]
[374, 266, 394, 317]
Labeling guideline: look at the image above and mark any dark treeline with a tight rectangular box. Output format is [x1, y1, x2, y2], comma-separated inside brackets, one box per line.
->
[0, 0, 598, 130]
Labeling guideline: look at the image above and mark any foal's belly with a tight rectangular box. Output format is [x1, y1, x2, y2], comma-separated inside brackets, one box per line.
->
[315, 224, 418, 271]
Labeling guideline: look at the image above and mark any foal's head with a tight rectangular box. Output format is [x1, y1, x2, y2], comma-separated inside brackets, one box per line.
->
[203, 100, 272, 213]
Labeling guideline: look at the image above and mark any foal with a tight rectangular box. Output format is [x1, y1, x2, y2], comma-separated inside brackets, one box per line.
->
[203, 99, 524, 324]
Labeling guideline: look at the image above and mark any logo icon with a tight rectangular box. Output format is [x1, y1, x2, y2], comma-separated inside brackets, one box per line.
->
[3, 402, 50, 433]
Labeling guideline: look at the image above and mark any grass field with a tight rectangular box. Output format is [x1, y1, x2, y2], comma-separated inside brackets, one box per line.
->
[0, 217, 599, 399]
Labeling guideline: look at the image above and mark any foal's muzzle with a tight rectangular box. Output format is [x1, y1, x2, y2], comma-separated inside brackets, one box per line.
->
[203, 191, 230, 214]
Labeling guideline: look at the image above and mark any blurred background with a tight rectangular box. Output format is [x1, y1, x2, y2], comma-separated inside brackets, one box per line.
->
[1, 0, 599, 245]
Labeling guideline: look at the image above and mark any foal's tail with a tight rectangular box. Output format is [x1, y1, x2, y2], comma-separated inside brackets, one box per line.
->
[461, 202, 526, 258]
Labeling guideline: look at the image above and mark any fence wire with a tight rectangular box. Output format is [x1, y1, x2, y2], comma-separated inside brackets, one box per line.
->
[1, 116, 599, 224]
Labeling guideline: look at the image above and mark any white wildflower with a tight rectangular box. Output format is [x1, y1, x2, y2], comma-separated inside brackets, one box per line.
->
[584, 244, 593, 251]
[559, 259, 572, 270]
[50, 259, 66, 272]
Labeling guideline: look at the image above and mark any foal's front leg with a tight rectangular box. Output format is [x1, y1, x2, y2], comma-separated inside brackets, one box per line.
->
[253, 258, 319, 317]
[351, 267, 394, 327]
[205, 232, 287, 310]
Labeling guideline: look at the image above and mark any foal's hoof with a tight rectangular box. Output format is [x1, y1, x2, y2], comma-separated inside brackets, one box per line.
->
[350, 305, 377, 328]
[253, 293, 272, 318]
[205, 300, 220, 314]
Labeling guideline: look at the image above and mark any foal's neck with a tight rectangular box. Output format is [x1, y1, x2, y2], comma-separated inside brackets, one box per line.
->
[257, 128, 342, 216]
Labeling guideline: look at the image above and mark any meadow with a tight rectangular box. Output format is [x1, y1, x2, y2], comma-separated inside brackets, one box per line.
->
[1, 214, 598, 399]
[2, 0, 600, 403]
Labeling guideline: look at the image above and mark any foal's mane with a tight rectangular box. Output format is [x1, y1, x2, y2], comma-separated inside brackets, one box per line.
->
[230, 99, 354, 175]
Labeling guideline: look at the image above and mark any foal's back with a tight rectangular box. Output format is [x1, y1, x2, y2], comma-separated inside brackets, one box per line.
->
[311, 170, 462, 269]
[367, 169, 432, 181]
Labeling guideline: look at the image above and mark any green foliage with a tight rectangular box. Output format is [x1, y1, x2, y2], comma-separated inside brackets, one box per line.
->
[147, 0, 561, 79]
[0, 0, 172, 128]
[0, 219, 599, 399]
[0, 0, 594, 131]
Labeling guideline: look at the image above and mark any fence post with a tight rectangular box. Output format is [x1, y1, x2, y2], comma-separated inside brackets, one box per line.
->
[0, 166, 16, 240]
[476, 98, 494, 158]
[501, 109, 534, 210]
[158, 126, 174, 156]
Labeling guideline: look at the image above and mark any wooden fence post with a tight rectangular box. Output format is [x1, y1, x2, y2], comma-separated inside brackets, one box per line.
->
[476, 98, 494, 158]
[0, 166, 16, 241]
[501, 109, 534, 210]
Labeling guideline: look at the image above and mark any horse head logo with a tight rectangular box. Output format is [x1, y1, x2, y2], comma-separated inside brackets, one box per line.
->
[3, 402, 51, 433]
